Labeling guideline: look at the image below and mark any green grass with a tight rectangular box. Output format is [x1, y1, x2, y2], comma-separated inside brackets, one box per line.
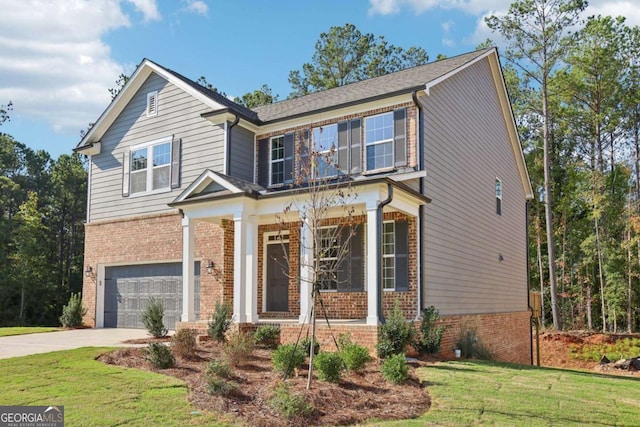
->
[0, 327, 59, 337]
[0, 347, 229, 426]
[367, 361, 640, 427]
[570, 337, 640, 362]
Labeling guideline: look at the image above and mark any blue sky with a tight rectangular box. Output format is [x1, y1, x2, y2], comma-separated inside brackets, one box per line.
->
[1, 0, 638, 159]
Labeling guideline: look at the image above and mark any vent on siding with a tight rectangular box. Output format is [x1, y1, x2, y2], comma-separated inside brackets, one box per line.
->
[146, 91, 158, 117]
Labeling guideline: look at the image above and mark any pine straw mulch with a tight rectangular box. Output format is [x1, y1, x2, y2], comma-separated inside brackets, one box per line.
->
[97, 340, 431, 427]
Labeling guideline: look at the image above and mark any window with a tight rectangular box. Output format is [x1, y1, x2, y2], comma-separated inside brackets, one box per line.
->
[270, 136, 285, 185]
[318, 226, 339, 291]
[312, 124, 338, 177]
[146, 91, 158, 117]
[365, 112, 394, 171]
[316, 225, 364, 292]
[382, 220, 409, 291]
[129, 137, 171, 195]
[382, 222, 396, 290]
[496, 178, 503, 215]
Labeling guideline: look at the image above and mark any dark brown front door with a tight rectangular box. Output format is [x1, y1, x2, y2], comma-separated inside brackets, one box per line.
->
[266, 243, 289, 312]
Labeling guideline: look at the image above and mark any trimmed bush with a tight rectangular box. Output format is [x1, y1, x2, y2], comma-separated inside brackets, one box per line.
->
[223, 331, 255, 366]
[141, 297, 167, 338]
[416, 306, 446, 355]
[272, 344, 306, 378]
[145, 342, 175, 369]
[254, 325, 280, 349]
[59, 293, 86, 327]
[208, 301, 233, 343]
[313, 351, 344, 383]
[341, 342, 371, 373]
[206, 358, 232, 379]
[206, 375, 237, 396]
[381, 353, 408, 384]
[377, 299, 415, 359]
[172, 328, 198, 360]
[300, 336, 320, 356]
[268, 382, 313, 419]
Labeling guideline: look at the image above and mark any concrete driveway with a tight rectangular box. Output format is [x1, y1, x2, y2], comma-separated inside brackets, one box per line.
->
[0, 328, 151, 360]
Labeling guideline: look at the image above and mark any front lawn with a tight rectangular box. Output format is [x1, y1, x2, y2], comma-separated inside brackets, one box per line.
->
[0, 348, 226, 426]
[0, 327, 59, 337]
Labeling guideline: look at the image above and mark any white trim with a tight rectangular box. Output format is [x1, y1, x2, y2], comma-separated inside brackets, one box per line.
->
[269, 135, 285, 186]
[173, 169, 244, 203]
[364, 111, 394, 171]
[262, 231, 290, 313]
[129, 136, 173, 196]
[86, 156, 92, 223]
[424, 48, 494, 96]
[382, 220, 396, 291]
[222, 121, 228, 175]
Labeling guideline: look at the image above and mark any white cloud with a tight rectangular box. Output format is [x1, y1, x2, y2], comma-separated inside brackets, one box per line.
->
[182, 0, 208, 16]
[441, 20, 454, 32]
[0, 0, 160, 136]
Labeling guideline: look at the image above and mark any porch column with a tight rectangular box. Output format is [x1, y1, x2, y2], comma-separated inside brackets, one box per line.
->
[233, 212, 247, 323]
[299, 220, 312, 323]
[244, 215, 258, 323]
[366, 204, 380, 325]
[181, 216, 195, 322]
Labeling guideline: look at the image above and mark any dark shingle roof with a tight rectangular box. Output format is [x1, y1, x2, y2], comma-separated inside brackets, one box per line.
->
[252, 48, 492, 123]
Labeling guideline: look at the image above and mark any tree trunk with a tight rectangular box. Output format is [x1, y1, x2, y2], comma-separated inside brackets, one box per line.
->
[536, 220, 546, 326]
[586, 282, 593, 330]
[595, 216, 607, 333]
[306, 286, 317, 390]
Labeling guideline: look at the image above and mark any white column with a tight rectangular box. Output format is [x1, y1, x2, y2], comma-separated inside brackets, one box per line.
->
[299, 220, 313, 323]
[181, 216, 195, 322]
[366, 205, 379, 325]
[233, 213, 247, 323]
[244, 215, 258, 323]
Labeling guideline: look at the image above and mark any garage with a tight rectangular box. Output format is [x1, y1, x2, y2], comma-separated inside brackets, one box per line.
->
[104, 262, 200, 329]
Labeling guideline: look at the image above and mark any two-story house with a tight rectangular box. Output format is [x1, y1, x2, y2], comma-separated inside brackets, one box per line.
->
[75, 47, 533, 363]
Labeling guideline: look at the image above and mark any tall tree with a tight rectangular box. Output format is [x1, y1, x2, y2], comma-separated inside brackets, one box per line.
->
[234, 84, 278, 108]
[486, 0, 588, 330]
[0, 101, 12, 126]
[288, 23, 428, 97]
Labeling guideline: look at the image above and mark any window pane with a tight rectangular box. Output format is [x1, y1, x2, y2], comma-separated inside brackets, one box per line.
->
[131, 170, 147, 193]
[383, 257, 395, 290]
[271, 161, 284, 185]
[131, 148, 147, 171]
[366, 141, 393, 170]
[153, 143, 170, 166]
[153, 165, 170, 190]
[271, 137, 284, 160]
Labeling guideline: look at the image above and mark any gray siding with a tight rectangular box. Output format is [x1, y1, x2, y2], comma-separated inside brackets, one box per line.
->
[228, 124, 255, 182]
[421, 58, 528, 315]
[89, 73, 225, 221]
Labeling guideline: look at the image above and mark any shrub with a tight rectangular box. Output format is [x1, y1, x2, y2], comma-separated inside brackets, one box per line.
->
[381, 353, 408, 384]
[145, 342, 175, 369]
[206, 375, 237, 396]
[223, 331, 255, 366]
[300, 335, 320, 356]
[59, 293, 86, 327]
[254, 325, 280, 349]
[341, 342, 371, 373]
[416, 306, 446, 355]
[313, 351, 344, 383]
[377, 299, 415, 359]
[141, 297, 168, 338]
[272, 344, 306, 378]
[172, 328, 198, 360]
[208, 301, 233, 343]
[455, 326, 493, 360]
[268, 382, 313, 419]
[206, 358, 232, 379]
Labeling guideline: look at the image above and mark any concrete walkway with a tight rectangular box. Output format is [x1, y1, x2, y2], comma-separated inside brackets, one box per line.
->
[0, 328, 151, 360]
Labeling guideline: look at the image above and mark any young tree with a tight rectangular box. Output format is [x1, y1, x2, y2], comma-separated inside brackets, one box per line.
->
[486, 0, 588, 330]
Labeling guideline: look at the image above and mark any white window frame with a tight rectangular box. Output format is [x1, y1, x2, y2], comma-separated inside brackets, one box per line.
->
[317, 225, 339, 292]
[365, 111, 394, 172]
[146, 91, 158, 117]
[129, 136, 172, 196]
[382, 220, 396, 290]
[269, 135, 285, 186]
[496, 178, 503, 216]
[312, 124, 338, 178]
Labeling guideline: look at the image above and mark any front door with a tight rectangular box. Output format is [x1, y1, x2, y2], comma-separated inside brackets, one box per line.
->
[266, 242, 289, 312]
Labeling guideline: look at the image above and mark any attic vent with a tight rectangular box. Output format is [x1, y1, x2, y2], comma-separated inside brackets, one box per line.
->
[146, 91, 158, 117]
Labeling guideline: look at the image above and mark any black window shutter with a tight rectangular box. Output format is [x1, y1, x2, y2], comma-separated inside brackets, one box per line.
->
[257, 138, 269, 187]
[170, 136, 181, 189]
[394, 108, 407, 167]
[337, 121, 349, 174]
[122, 151, 130, 197]
[284, 133, 294, 184]
[395, 220, 409, 291]
[350, 118, 361, 174]
[297, 129, 310, 182]
[337, 226, 363, 292]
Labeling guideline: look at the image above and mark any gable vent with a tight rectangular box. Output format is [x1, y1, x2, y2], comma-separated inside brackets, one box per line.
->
[146, 91, 158, 117]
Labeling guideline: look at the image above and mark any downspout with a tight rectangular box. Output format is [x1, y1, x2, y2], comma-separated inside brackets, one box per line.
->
[412, 90, 425, 318]
[377, 183, 393, 323]
[226, 114, 240, 174]
[526, 200, 534, 365]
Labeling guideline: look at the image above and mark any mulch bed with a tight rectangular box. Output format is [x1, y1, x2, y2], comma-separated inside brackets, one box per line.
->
[97, 341, 431, 426]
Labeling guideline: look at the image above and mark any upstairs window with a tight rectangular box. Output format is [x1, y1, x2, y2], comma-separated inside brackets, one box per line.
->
[270, 136, 285, 185]
[129, 137, 171, 195]
[496, 178, 503, 215]
[146, 91, 158, 117]
[365, 112, 394, 171]
[312, 124, 338, 177]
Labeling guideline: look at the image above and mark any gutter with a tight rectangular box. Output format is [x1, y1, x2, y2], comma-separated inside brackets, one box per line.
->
[412, 90, 425, 318]
[226, 114, 240, 174]
[377, 183, 393, 323]
[526, 200, 534, 366]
